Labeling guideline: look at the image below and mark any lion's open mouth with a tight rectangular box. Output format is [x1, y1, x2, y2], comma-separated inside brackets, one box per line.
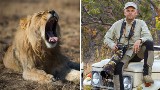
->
[45, 17, 58, 44]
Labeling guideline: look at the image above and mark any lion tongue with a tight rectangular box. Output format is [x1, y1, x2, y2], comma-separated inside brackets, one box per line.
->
[49, 37, 58, 42]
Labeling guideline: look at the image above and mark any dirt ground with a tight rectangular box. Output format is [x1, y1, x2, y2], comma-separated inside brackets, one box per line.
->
[0, 0, 80, 90]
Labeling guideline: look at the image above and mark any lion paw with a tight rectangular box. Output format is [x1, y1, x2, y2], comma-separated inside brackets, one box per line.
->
[45, 74, 56, 82]
[23, 69, 55, 84]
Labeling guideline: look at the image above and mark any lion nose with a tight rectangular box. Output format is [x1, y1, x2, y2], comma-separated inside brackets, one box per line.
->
[49, 10, 59, 22]
[49, 10, 55, 15]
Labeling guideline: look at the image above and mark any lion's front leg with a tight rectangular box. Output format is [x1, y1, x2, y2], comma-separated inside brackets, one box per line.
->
[65, 69, 80, 84]
[22, 68, 54, 84]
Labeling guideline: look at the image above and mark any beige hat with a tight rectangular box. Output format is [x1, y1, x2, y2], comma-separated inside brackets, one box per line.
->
[124, 2, 137, 10]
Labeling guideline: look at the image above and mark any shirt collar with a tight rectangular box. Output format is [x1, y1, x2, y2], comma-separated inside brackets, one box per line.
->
[124, 18, 135, 24]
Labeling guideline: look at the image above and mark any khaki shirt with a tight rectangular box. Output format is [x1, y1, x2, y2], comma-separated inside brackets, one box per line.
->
[104, 18, 153, 57]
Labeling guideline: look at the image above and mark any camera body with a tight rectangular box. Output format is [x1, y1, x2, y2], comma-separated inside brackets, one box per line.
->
[117, 44, 128, 56]
[117, 44, 128, 50]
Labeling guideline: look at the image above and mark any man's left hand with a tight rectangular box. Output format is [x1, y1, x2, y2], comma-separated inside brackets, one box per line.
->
[133, 39, 141, 53]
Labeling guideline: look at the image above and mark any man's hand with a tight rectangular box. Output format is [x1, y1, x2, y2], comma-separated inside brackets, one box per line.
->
[133, 39, 141, 53]
[113, 44, 118, 51]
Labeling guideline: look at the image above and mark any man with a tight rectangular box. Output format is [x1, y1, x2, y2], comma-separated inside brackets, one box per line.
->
[103, 2, 154, 90]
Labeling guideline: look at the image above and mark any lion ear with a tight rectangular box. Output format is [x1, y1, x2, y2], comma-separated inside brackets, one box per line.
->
[19, 16, 31, 30]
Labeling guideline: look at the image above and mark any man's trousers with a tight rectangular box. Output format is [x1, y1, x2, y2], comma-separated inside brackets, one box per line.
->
[113, 40, 154, 90]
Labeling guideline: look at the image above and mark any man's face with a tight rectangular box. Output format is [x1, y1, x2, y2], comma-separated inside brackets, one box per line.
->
[124, 6, 138, 20]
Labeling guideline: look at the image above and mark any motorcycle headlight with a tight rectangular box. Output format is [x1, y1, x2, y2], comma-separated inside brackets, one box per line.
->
[123, 75, 133, 90]
[92, 71, 100, 86]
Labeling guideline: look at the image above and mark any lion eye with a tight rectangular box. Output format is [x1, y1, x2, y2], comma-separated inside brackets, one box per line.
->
[43, 18, 47, 21]
[42, 16, 47, 21]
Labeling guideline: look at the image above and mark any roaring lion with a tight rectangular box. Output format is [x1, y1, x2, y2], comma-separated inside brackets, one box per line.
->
[3, 10, 80, 84]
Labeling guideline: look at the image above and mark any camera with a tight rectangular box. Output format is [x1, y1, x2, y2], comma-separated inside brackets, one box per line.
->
[101, 44, 128, 79]
[117, 44, 128, 56]
[117, 44, 128, 50]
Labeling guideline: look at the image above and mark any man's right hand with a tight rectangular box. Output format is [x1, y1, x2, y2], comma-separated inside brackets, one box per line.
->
[113, 44, 118, 51]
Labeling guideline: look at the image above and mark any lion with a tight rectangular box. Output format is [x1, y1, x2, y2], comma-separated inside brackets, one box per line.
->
[3, 10, 80, 84]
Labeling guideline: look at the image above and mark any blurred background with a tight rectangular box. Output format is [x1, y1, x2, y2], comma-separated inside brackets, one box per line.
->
[0, 0, 80, 89]
[81, 0, 160, 77]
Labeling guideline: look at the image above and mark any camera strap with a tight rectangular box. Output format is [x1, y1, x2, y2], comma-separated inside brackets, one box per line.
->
[118, 19, 136, 46]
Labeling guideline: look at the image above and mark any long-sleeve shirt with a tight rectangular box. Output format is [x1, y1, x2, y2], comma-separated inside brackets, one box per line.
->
[104, 18, 153, 57]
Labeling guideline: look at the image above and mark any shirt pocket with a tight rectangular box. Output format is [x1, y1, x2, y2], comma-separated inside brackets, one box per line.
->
[132, 34, 140, 41]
